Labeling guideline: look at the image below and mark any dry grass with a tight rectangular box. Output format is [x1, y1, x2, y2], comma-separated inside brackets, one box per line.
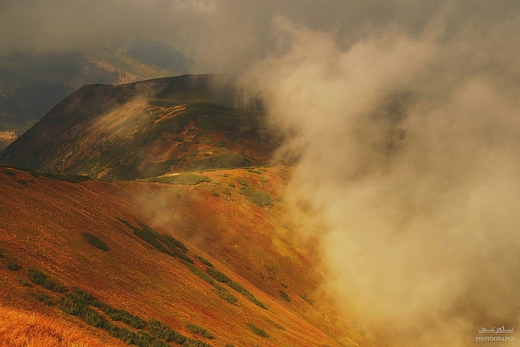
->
[0, 305, 117, 347]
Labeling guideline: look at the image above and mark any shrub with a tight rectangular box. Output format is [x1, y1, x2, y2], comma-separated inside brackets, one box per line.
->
[96, 302, 147, 329]
[228, 183, 235, 188]
[241, 187, 274, 208]
[30, 291, 54, 306]
[3, 169, 15, 176]
[236, 179, 249, 187]
[213, 286, 238, 305]
[211, 191, 219, 197]
[247, 324, 269, 338]
[194, 255, 213, 268]
[184, 261, 215, 285]
[183, 338, 212, 347]
[262, 316, 285, 330]
[148, 319, 187, 344]
[18, 278, 31, 286]
[6, 261, 21, 271]
[279, 291, 291, 302]
[221, 189, 231, 196]
[159, 234, 188, 252]
[206, 268, 266, 309]
[206, 268, 231, 283]
[17, 179, 27, 185]
[186, 324, 214, 339]
[82, 232, 109, 251]
[28, 269, 65, 293]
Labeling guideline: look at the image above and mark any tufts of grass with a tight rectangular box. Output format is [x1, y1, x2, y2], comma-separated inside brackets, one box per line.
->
[18, 278, 31, 286]
[30, 291, 55, 306]
[7, 260, 21, 271]
[183, 261, 216, 286]
[194, 255, 214, 268]
[228, 183, 235, 188]
[82, 232, 109, 252]
[148, 319, 187, 344]
[262, 316, 286, 331]
[241, 187, 274, 208]
[221, 188, 231, 196]
[279, 291, 291, 302]
[184, 338, 212, 347]
[236, 179, 249, 187]
[206, 268, 266, 309]
[211, 191, 219, 197]
[247, 324, 269, 338]
[213, 286, 238, 305]
[28, 269, 65, 293]
[186, 324, 214, 339]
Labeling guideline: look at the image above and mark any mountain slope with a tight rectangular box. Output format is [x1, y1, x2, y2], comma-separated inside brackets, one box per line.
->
[0, 40, 189, 135]
[0, 166, 361, 347]
[0, 75, 277, 180]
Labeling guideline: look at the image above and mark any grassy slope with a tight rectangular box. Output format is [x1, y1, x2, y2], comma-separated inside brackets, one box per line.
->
[0, 75, 278, 181]
[0, 167, 361, 347]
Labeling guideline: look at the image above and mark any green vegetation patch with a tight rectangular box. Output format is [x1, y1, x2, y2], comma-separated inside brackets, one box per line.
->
[247, 324, 269, 338]
[206, 268, 267, 309]
[184, 338, 212, 347]
[279, 291, 291, 302]
[145, 174, 211, 185]
[241, 187, 274, 208]
[28, 269, 65, 293]
[126, 222, 193, 263]
[82, 232, 109, 252]
[6, 260, 21, 271]
[148, 319, 187, 344]
[186, 324, 214, 339]
[194, 255, 214, 268]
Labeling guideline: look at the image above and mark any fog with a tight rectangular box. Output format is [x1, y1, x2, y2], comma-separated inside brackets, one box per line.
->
[4, 1, 520, 345]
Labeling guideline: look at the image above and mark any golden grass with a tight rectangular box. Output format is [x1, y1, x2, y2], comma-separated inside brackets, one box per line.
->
[0, 306, 116, 347]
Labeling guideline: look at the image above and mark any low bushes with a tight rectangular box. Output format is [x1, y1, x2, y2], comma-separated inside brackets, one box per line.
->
[7, 261, 21, 271]
[148, 319, 187, 344]
[28, 269, 65, 293]
[82, 232, 109, 252]
[206, 268, 266, 309]
[240, 187, 274, 208]
[247, 324, 269, 338]
[186, 324, 214, 339]
[279, 291, 291, 302]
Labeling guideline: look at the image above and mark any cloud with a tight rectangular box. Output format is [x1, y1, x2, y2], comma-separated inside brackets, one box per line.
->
[240, 9, 520, 346]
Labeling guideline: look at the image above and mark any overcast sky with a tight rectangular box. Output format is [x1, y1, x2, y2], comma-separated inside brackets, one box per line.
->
[1, 0, 519, 73]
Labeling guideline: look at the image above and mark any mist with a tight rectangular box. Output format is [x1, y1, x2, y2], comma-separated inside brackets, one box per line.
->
[4, 1, 520, 345]
[239, 7, 520, 347]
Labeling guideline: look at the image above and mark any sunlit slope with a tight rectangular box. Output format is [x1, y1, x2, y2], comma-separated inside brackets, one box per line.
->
[0, 167, 361, 347]
[0, 75, 278, 180]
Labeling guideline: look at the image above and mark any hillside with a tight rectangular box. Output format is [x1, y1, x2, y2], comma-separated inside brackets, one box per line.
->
[0, 40, 189, 135]
[0, 75, 278, 180]
[0, 166, 361, 347]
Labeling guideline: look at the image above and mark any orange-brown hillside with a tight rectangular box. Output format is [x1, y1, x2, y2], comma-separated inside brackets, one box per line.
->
[0, 167, 362, 347]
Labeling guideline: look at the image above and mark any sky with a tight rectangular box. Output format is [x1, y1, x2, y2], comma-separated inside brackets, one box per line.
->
[3, 1, 520, 346]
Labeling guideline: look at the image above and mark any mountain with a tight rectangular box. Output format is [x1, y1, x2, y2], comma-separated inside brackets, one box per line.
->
[0, 74, 362, 346]
[0, 166, 361, 347]
[0, 75, 278, 181]
[0, 40, 190, 136]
